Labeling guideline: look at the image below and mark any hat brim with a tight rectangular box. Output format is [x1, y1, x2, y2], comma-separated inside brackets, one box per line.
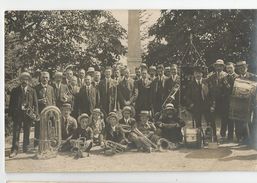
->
[106, 115, 118, 123]
[122, 106, 135, 117]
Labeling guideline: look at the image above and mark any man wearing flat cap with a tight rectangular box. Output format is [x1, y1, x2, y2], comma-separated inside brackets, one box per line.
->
[53, 71, 72, 109]
[236, 61, 257, 81]
[9, 72, 38, 158]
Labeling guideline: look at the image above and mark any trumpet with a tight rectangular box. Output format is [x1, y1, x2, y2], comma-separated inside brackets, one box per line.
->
[162, 83, 180, 109]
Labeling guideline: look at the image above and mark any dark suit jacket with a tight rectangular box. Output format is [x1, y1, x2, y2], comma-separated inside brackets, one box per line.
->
[35, 83, 56, 113]
[9, 85, 38, 120]
[135, 78, 151, 111]
[53, 83, 71, 109]
[76, 85, 99, 116]
[98, 78, 118, 115]
[118, 78, 138, 108]
[186, 79, 213, 113]
[150, 75, 168, 113]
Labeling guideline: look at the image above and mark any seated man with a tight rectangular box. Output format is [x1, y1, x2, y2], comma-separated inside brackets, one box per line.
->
[60, 103, 78, 151]
[129, 111, 159, 152]
[89, 108, 105, 146]
[155, 103, 185, 144]
[105, 112, 128, 144]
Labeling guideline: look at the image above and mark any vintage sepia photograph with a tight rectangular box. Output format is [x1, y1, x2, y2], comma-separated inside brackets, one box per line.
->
[4, 9, 257, 172]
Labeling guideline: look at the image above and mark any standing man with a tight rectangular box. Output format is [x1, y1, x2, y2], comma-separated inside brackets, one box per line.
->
[52, 71, 71, 109]
[207, 59, 227, 141]
[8, 72, 38, 158]
[93, 71, 101, 88]
[98, 67, 118, 116]
[150, 64, 168, 114]
[135, 68, 152, 117]
[187, 67, 215, 137]
[164, 64, 181, 109]
[148, 66, 156, 82]
[118, 68, 138, 109]
[134, 67, 142, 81]
[164, 66, 171, 78]
[87, 67, 95, 78]
[77, 69, 86, 87]
[63, 69, 73, 85]
[220, 62, 238, 142]
[76, 75, 100, 116]
[235, 61, 257, 144]
[34, 71, 56, 147]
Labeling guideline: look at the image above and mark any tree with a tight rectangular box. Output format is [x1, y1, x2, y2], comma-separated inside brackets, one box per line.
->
[5, 10, 127, 79]
[143, 10, 257, 73]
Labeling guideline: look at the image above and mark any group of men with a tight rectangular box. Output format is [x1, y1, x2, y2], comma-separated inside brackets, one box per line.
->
[7, 59, 257, 158]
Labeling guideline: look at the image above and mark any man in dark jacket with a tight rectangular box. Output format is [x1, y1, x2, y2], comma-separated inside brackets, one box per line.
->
[150, 64, 168, 114]
[118, 68, 138, 109]
[34, 71, 56, 147]
[76, 75, 99, 116]
[9, 72, 38, 158]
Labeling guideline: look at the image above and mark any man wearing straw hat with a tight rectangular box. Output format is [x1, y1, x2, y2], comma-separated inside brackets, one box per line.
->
[155, 103, 185, 144]
[207, 59, 227, 142]
[9, 72, 38, 158]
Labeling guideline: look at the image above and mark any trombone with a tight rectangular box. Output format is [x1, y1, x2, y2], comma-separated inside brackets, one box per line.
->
[162, 83, 180, 109]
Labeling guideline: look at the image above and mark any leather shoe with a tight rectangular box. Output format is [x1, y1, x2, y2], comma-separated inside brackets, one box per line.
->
[9, 150, 18, 158]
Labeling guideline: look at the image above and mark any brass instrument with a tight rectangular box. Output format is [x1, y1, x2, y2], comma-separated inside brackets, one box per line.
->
[24, 106, 39, 121]
[120, 124, 132, 133]
[70, 137, 92, 158]
[36, 106, 62, 159]
[162, 83, 180, 109]
[132, 127, 158, 149]
[105, 140, 126, 153]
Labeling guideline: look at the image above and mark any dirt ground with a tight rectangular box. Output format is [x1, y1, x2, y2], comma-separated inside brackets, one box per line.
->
[5, 137, 257, 172]
[5, 117, 257, 172]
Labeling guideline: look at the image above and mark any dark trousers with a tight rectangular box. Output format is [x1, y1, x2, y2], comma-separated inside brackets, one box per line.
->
[192, 110, 217, 138]
[220, 117, 234, 140]
[11, 114, 31, 152]
[235, 121, 250, 142]
[34, 122, 40, 147]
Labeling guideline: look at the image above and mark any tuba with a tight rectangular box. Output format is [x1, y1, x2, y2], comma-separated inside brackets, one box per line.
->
[36, 106, 62, 159]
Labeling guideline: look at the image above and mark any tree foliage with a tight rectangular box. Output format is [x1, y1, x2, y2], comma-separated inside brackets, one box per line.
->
[5, 10, 127, 79]
[144, 10, 257, 73]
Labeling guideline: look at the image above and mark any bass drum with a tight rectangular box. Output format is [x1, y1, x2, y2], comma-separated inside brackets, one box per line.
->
[229, 78, 257, 123]
[183, 127, 203, 149]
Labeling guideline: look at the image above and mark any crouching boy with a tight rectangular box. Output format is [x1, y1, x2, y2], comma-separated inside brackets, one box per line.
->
[90, 108, 105, 146]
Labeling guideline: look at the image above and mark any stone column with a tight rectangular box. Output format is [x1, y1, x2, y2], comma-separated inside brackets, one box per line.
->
[127, 10, 142, 73]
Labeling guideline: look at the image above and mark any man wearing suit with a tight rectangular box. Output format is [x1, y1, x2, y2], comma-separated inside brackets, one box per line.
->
[53, 71, 72, 109]
[164, 64, 180, 109]
[77, 69, 86, 87]
[235, 61, 257, 144]
[187, 67, 216, 139]
[76, 75, 100, 116]
[9, 72, 38, 158]
[98, 67, 119, 116]
[34, 71, 56, 147]
[118, 68, 138, 109]
[150, 64, 168, 114]
[135, 68, 151, 117]
[206, 59, 227, 141]
[92, 71, 101, 88]
[220, 62, 238, 142]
